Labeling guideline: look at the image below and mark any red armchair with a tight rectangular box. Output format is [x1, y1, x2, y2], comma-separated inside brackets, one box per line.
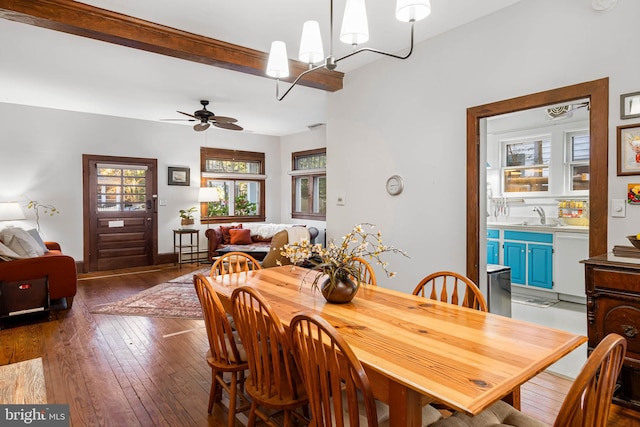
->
[0, 241, 77, 309]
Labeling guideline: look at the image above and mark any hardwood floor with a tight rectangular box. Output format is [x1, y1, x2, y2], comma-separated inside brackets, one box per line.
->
[0, 263, 638, 426]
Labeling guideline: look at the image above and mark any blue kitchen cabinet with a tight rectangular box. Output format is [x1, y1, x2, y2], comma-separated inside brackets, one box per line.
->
[503, 230, 553, 289]
[528, 243, 553, 289]
[503, 241, 526, 284]
[487, 229, 500, 265]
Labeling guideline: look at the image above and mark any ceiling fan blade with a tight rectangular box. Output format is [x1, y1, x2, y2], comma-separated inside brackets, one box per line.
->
[160, 118, 196, 122]
[212, 116, 238, 124]
[214, 122, 243, 131]
[194, 122, 211, 132]
[178, 110, 197, 119]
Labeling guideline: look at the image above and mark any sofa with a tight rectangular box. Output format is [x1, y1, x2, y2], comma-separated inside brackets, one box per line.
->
[0, 228, 77, 309]
[205, 223, 318, 262]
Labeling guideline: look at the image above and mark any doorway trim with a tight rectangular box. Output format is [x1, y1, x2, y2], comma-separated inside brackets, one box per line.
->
[466, 78, 609, 285]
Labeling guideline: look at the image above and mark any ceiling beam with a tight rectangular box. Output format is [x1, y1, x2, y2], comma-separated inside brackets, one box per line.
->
[0, 0, 344, 92]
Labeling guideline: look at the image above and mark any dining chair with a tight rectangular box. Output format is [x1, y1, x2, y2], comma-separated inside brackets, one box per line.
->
[351, 256, 377, 286]
[231, 286, 309, 426]
[193, 273, 250, 427]
[428, 333, 627, 427]
[210, 251, 262, 278]
[412, 271, 488, 312]
[289, 311, 444, 427]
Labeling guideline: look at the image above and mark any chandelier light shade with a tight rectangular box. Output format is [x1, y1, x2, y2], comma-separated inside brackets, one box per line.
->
[266, 41, 289, 78]
[395, 0, 431, 22]
[299, 20, 324, 64]
[340, 0, 369, 46]
[0, 202, 26, 221]
[266, 0, 432, 101]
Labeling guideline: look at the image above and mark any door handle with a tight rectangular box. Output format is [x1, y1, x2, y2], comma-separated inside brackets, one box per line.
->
[622, 324, 638, 338]
[146, 200, 152, 210]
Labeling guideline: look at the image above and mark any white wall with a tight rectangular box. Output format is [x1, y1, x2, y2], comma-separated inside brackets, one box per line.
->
[280, 127, 328, 245]
[0, 103, 281, 261]
[327, 0, 640, 293]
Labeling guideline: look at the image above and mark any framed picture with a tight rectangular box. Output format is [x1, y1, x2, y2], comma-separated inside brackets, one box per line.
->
[620, 91, 640, 120]
[628, 183, 640, 204]
[617, 124, 640, 176]
[168, 167, 190, 186]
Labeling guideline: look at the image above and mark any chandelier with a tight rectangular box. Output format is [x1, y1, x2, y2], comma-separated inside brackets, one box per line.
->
[266, 0, 431, 101]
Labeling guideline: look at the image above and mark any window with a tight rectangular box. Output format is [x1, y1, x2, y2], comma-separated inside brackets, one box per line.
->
[96, 164, 148, 211]
[502, 137, 551, 193]
[565, 131, 590, 192]
[200, 147, 265, 222]
[291, 148, 326, 220]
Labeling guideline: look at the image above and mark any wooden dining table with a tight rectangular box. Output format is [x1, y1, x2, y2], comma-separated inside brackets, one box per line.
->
[205, 266, 586, 427]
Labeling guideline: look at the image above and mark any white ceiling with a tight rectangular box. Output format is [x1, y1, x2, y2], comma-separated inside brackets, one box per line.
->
[0, 0, 521, 136]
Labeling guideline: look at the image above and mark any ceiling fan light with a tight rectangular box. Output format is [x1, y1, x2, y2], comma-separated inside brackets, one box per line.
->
[266, 41, 289, 78]
[340, 0, 369, 46]
[396, 0, 431, 22]
[299, 20, 324, 64]
[194, 122, 210, 132]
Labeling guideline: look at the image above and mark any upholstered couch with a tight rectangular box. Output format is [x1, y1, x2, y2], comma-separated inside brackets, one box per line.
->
[205, 223, 318, 262]
[0, 229, 77, 309]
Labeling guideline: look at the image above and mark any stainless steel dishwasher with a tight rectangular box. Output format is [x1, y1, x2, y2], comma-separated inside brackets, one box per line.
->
[487, 264, 512, 317]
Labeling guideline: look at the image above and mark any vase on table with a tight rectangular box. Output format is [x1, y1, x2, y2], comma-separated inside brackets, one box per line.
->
[321, 276, 358, 304]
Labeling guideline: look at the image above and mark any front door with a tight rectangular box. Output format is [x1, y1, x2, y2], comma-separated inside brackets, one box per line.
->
[83, 154, 158, 272]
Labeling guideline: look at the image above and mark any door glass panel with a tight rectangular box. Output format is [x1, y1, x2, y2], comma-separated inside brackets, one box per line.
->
[96, 166, 148, 212]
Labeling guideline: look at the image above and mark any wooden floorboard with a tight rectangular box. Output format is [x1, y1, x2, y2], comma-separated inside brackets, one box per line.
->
[0, 262, 638, 426]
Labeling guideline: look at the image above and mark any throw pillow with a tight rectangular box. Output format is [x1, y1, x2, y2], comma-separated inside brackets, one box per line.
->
[220, 224, 243, 245]
[1, 227, 46, 257]
[0, 241, 24, 259]
[261, 230, 290, 268]
[26, 229, 49, 253]
[229, 228, 252, 245]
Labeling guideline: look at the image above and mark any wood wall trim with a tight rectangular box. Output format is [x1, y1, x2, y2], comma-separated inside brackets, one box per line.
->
[466, 78, 609, 285]
[0, 0, 343, 92]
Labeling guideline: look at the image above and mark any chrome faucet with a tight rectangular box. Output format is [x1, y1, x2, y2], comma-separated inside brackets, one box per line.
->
[533, 206, 546, 224]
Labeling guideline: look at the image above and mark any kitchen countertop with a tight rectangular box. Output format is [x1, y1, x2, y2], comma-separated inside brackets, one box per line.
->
[487, 222, 589, 234]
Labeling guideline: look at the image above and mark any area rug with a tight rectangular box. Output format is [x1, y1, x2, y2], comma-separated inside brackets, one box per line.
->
[90, 267, 211, 319]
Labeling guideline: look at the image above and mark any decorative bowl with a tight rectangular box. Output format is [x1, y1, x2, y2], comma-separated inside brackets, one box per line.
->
[627, 235, 640, 250]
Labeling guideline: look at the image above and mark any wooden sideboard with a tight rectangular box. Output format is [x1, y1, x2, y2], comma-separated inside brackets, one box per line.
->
[583, 254, 640, 411]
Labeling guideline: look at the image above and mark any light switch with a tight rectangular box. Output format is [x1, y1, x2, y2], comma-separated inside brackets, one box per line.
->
[612, 199, 626, 217]
[336, 195, 345, 206]
[159, 199, 167, 206]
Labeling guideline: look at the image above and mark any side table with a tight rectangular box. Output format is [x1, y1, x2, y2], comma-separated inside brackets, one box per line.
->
[173, 229, 200, 265]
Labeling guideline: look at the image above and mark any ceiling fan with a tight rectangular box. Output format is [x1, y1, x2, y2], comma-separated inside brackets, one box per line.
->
[163, 100, 243, 132]
[545, 101, 590, 120]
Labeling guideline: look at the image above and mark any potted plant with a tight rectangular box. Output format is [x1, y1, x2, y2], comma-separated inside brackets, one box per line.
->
[179, 206, 197, 228]
[27, 200, 59, 233]
[281, 223, 408, 303]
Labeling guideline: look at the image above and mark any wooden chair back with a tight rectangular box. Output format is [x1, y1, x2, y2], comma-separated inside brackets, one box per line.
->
[210, 251, 262, 277]
[231, 286, 307, 425]
[194, 273, 245, 364]
[289, 312, 379, 427]
[554, 333, 627, 427]
[351, 256, 377, 286]
[193, 273, 249, 425]
[412, 270, 488, 312]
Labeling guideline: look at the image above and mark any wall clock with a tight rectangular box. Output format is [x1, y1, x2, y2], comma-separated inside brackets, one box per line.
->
[386, 175, 404, 196]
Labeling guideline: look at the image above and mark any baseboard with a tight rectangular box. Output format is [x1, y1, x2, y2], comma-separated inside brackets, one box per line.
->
[511, 285, 560, 302]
